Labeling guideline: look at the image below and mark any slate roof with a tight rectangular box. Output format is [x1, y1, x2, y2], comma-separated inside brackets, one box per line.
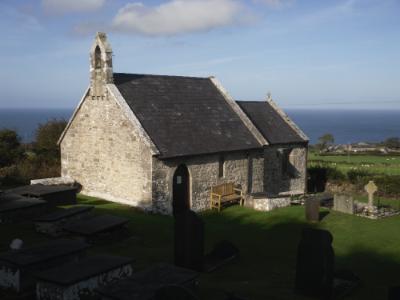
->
[113, 73, 262, 159]
[236, 101, 307, 145]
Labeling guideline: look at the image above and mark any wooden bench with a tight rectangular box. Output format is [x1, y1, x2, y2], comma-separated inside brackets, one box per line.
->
[210, 183, 243, 212]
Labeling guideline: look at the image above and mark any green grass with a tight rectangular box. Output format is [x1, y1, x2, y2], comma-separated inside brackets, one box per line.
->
[2, 195, 400, 299]
[308, 152, 400, 175]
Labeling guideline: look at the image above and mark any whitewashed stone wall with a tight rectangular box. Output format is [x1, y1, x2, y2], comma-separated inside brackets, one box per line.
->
[152, 150, 264, 214]
[264, 143, 307, 197]
[60, 93, 153, 208]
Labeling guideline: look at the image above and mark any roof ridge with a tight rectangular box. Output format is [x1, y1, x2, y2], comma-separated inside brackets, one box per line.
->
[236, 100, 266, 103]
[113, 72, 210, 80]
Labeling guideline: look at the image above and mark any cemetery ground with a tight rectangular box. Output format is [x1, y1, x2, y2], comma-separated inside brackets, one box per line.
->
[2, 195, 400, 299]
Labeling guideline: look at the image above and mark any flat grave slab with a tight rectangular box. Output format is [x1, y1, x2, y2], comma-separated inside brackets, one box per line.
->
[63, 214, 129, 239]
[0, 196, 47, 223]
[35, 255, 133, 300]
[0, 239, 89, 292]
[34, 206, 94, 237]
[9, 184, 77, 206]
[98, 263, 199, 300]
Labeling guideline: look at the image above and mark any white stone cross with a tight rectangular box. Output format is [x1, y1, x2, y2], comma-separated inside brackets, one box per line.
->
[364, 180, 378, 209]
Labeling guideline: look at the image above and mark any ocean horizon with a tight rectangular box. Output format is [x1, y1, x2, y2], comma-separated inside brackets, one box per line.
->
[0, 108, 399, 145]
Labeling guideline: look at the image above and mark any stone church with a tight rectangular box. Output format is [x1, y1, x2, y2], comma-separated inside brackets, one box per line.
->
[58, 32, 308, 215]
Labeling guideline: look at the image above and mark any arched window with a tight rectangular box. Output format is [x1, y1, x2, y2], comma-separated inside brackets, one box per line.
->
[94, 46, 101, 69]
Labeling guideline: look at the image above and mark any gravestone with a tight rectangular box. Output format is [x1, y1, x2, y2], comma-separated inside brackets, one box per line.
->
[295, 228, 334, 299]
[333, 194, 354, 214]
[365, 180, 378, 210]
[305, 197, 320, 222]
[174, 210, 204, 272]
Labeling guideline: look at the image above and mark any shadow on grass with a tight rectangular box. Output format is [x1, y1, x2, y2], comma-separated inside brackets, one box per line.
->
[1, 197, 400, 300]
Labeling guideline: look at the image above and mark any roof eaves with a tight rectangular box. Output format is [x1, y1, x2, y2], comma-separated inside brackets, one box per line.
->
[58, 86, 90, 146]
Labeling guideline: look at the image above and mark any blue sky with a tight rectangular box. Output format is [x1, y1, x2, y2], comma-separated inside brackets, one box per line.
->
[0, 0, 399, 109]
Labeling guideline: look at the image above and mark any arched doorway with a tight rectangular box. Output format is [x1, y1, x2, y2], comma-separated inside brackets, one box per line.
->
[173, 164, 190, 215]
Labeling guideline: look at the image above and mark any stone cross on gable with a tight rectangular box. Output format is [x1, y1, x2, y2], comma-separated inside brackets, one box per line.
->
[364, 180, 378, 209]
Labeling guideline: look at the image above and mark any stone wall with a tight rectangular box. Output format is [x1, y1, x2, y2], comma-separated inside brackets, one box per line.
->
[264, 143, 307, 197]
[60, 92, 153, 208]
[152, 150, 264, 214]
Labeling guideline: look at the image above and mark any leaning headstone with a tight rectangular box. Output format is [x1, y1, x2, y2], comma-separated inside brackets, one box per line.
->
[295, 228, 334, 299]
[364, 180, 378, 210]
[305, 197, 320, 222]
[204, 240, 239, 272]
[174, 210, 204, 272]
[333, 193, 354, 214]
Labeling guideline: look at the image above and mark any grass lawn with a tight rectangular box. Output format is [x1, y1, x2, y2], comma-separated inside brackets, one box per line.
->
[2, 195, 400, 299]
[308, 152, 400, 175]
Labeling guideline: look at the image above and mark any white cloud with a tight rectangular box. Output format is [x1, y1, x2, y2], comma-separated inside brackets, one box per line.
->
[42, 0, 105, 14]
[111, 0, 244, 36]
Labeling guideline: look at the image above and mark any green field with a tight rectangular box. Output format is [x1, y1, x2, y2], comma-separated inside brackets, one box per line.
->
[1, 195, 400, 299]
[308, 152, 400, 175]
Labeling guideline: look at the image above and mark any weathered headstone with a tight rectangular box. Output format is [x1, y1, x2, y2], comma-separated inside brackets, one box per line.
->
[174, 210, 204, 272]
[364, 180, 378, 210]
[333, 193, 354, 214]
[295, 228, 334, 299]
[305, 197, 320, 222]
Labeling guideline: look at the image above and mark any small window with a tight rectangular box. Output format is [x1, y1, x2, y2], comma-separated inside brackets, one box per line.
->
[94, 46, 101, 69]
[218, 155, 225, 178]
[279, 148, 293, 178]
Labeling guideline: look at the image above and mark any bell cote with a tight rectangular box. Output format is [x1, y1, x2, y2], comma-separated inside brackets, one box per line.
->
[90, 32, 113, 98]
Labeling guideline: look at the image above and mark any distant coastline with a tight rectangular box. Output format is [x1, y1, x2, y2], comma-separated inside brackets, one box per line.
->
[0, 108, 399, 144]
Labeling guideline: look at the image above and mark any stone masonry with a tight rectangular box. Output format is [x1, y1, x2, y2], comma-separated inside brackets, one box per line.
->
[60, 92, 153, 208]
[152, 150, 265, 214]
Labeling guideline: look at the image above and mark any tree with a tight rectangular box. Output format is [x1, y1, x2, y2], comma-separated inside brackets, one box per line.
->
[383, 137, 400, 149]
[317, 133, 335, 151]
[34, 119, 67, 163]
[0, 129, 23, 167]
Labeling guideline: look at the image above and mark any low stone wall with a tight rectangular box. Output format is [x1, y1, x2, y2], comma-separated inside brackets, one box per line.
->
[252, 196, 291, 211]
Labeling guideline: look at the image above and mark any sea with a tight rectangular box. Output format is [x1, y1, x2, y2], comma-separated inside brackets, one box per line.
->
[0, 108, 399, 145]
